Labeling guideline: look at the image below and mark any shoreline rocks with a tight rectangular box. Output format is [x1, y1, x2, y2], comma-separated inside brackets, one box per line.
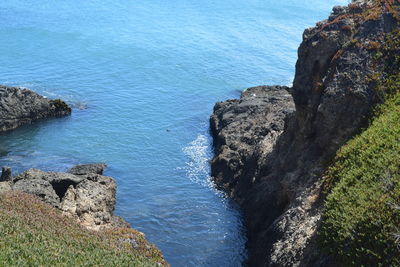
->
[0, 86, 165, 262]
[210, 1, 399, 266]
[210, 86, 295, 198]
[69, 163, 107, 175]
[0, 85, 71, 132]
[1, 164, 128, 230]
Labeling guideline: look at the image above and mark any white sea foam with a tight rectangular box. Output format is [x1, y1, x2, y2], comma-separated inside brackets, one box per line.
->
[181, 134, 230, 200]
[181, 134, 210, 185]
[180, 134, 221, 191]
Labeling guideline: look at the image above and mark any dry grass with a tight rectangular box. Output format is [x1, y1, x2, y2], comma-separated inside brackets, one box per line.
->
[0, 191, 167, 266]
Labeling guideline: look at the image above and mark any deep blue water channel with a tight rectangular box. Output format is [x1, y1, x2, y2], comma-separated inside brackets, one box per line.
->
[0, 1, 347, 266]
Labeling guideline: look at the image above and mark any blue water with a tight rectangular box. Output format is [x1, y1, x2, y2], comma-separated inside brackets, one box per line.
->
[0, 1, 347, 266]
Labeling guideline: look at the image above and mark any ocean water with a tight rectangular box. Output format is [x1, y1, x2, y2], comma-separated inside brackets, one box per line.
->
[0, 0, 348, 266]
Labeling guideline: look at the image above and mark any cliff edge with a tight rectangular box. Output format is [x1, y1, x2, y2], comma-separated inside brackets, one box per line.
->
[211, 1, 400, 266]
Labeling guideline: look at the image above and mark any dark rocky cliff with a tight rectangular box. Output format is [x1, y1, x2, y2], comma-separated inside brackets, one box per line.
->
[211, 1, 399, 266]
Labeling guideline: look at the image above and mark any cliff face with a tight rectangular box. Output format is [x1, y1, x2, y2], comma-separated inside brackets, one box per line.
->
[211, 1, 399, 266]
[211, 86, 295, 197]
[0, 85, 71, 132]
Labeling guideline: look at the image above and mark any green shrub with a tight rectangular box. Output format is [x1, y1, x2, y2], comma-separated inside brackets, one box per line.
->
[319, 92, 400, 266]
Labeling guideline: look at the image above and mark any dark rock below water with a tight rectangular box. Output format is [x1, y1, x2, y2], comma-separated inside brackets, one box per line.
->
[69, 163, 107, 175]
[0, 85, 71, 132]
[3, 164, 124, 230]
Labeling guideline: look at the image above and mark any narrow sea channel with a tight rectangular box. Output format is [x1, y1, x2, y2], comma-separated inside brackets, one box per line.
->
[0, 0, 347, 265]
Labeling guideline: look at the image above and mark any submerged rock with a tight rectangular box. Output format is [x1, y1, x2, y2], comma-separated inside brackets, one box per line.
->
[0, 85, 71, 132]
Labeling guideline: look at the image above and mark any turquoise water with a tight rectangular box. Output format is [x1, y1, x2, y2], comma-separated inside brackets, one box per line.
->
[0, 1, 347, 266]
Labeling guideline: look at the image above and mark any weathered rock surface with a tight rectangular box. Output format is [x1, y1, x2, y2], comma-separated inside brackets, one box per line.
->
[5, 164, 126, 230]
[69, 163, 107, 175]
[210, 86, 295, 197]
[210, 1, 399, 266]
[0, 85, 71, 132]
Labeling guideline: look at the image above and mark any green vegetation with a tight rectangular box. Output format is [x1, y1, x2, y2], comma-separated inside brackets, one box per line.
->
[319, 3, 400, 263]
[372, 29, 400, 100]
[319, 92, 400, 265]
[0, 192, 166, 266]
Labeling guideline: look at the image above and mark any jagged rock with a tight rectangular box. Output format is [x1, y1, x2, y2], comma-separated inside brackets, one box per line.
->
[210, 86, 295, 197]
[0, 85, 71, 132]
[60, 185, 78, 215]
[68, 163, 107, 175]
[210, 2, 399, 266]
[13, 169, 84, 206]
[0, 167, 12, 182]
[73, 174, 116, 229]
[13, 176, 61, 208]
[11, 165, 122, 230]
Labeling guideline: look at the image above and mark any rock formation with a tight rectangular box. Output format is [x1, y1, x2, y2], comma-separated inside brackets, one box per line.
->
[0, 85, 71, 132]
[0, 164, 129, 230]
[210, 1, 399, 266]
[69, 163, 107, 175]
[211, 86, 295, 197]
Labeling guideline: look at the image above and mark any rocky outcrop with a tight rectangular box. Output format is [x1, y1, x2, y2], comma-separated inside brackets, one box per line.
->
[211, 1, 399, 266]
[0, 164, 127, 230]
[69, 163, 107, 175]
[0, 85, 71, 132]
[210, 86, 295, 197]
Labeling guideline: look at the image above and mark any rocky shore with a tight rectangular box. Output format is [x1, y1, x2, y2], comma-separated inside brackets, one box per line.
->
[0, 86, 127, 229]
[210, 86, 294, 197]
[211, 1, 399, 266]
[0, 86, 166, 264]
[0, 85, 71, 132]
[0, 164, 130, 230]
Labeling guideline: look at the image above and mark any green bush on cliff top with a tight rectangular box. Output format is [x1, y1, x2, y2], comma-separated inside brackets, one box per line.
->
[319, 92, 400, 265]
[0, 191, 165, 266]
